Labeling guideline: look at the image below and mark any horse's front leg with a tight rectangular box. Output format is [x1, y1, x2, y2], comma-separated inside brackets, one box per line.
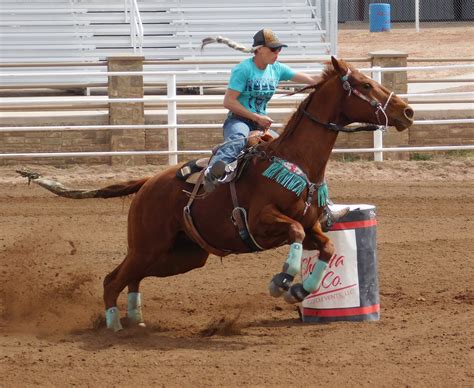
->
[283, 222, 336, 303]
[253, 205, 306, 301]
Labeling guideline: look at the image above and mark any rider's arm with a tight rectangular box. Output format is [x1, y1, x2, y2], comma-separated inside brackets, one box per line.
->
[290, 72, 321, 85]
[223, 88, 273, 130]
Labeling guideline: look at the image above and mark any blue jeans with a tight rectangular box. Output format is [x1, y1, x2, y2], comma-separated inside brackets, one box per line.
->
[209, 115, 259, 167]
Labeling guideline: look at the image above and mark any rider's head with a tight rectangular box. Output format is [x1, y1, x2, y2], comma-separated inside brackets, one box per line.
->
[252, 29, 287, 63]
[253, 29, 287, 51]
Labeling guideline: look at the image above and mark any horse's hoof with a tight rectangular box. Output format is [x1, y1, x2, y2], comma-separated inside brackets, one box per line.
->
[127, 309, 144, 327]
[126, 318, 146, 328]
[283, 290, 299, 304]
[283, 283, 309, 304]
[269, 272, 294, 297]
[268, 279, 284, 297]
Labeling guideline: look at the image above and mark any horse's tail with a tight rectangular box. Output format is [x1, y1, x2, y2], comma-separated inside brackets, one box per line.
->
[16, 168, 149, 199]
[94, 178, 149, 198]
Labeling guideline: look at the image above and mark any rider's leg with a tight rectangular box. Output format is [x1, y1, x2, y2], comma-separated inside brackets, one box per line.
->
[212, 117, 252, 167]
[318, 205, 350, 232]
[204, 118, 252, 192]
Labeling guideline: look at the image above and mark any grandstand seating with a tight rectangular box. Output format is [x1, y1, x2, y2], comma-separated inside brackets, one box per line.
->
[0, 0, 334, 86]
[0, 0, 332, 61]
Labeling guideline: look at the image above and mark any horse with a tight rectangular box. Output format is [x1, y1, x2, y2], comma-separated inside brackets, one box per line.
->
[18, 57, 414, 331]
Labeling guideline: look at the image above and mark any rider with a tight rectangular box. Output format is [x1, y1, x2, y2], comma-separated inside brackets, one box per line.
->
[202, 28, 317, 192]
[202, 29, 349, 230]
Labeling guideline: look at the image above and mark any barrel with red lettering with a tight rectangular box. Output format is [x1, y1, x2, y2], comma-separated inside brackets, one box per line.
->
[299, 204, 380, 322]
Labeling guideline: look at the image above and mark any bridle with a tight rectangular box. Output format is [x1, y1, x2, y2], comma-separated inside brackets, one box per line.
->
[302, 68, 394, 133]
[341, 68, 394, 129]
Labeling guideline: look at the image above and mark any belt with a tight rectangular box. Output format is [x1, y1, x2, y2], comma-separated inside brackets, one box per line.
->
[227, 112, 259, 127]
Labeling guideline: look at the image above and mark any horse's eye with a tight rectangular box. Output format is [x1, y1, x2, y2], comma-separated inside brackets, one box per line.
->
[362, 83, 372, 90]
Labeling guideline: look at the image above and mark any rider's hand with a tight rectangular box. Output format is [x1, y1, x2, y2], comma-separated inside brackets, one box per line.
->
[254, 114, 273, 130]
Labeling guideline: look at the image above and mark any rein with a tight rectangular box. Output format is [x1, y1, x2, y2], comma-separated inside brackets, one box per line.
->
[301, 108, 382, 133]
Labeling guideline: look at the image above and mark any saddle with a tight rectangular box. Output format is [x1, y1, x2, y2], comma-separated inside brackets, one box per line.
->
[176, 157, 210, 184]
[180, 130, 276, 256]
[176, 129, 277, 185]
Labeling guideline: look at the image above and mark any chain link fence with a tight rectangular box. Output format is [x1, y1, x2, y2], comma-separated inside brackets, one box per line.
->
[338, 0, 473, 25]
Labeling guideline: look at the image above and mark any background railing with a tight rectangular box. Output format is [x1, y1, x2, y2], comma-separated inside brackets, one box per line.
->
[125, 0, 144, 53]
[0, 63, 473, 164]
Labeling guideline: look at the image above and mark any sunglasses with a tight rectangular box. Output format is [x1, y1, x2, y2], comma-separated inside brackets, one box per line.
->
[269, 47, 282, 53]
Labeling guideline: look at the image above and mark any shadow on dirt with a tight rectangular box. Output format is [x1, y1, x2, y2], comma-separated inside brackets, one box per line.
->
[61, 306, 304, 352]
[70, 319, 251, 352]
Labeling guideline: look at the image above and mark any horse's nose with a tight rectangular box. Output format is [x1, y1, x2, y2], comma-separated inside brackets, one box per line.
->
[404, 107, 414, 120]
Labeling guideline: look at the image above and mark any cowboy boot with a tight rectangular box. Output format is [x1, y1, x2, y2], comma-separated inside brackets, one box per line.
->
[318, 206, 350, 232]
[203, 160, 227, 193]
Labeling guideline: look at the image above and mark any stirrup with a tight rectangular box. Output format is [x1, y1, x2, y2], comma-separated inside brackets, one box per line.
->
[319, 206, 350, 232]
[203, 161, 227, 193]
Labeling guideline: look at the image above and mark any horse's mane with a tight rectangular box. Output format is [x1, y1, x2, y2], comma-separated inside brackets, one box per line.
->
[272, 60, 353, 145]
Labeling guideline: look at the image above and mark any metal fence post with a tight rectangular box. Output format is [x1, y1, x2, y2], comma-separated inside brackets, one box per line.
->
[415, 0, 420, 32]
[167, 74, 178, 165]
[372, 66, 383, 162]
[323, 0, 329, 52]
[369, 50, 409, 161]
[329, 0, 338, 56]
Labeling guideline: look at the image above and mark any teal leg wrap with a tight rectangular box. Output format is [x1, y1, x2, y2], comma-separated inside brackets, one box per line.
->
[268, 243, 303, 298]
[303, 260, 328, 293]
[283, 243, 303, 276]
[105, 307, 123, 332]
[127, 292, 144, 324]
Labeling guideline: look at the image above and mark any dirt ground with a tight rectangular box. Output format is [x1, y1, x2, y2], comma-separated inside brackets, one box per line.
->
[1, 24, 474, 387]
[339, 22, 474, 79]
[339, 22, 474, 59]
[0, 157, 473, 387]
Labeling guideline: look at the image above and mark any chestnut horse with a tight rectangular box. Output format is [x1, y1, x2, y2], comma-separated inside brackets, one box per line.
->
[19, 57, 414, 331]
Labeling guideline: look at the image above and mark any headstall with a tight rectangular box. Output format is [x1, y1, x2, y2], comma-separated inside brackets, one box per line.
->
[341, 68, 394, 129]
[302, 68, 395, 133]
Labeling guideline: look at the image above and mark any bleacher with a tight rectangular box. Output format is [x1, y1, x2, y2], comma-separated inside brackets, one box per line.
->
[0, 0, 334, 87]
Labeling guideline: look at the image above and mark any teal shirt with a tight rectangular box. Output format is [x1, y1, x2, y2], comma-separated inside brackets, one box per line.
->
[228, 58, 296, 115]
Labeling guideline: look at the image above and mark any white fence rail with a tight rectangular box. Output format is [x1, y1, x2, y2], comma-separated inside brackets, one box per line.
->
[1, 90, 472, 106]
[2, 63, 474, 79]
[1, 63, 473, 164]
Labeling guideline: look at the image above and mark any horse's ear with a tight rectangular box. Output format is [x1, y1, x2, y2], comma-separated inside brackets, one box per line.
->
[331, 56, 347, 76]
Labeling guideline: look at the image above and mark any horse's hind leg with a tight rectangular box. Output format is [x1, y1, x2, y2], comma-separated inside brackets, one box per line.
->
[122, 237, 209, 329]
[145, 232, 209, 277]
[103, 232, 209, 331]
[103, 254, 147, 331]
[126, 280, 145, 327]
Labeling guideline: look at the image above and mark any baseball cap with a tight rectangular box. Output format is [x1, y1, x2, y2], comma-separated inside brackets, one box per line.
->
[252, 29, 288, 49]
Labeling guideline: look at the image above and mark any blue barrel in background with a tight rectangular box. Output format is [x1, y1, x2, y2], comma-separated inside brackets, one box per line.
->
[369, 3, 391, 32]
